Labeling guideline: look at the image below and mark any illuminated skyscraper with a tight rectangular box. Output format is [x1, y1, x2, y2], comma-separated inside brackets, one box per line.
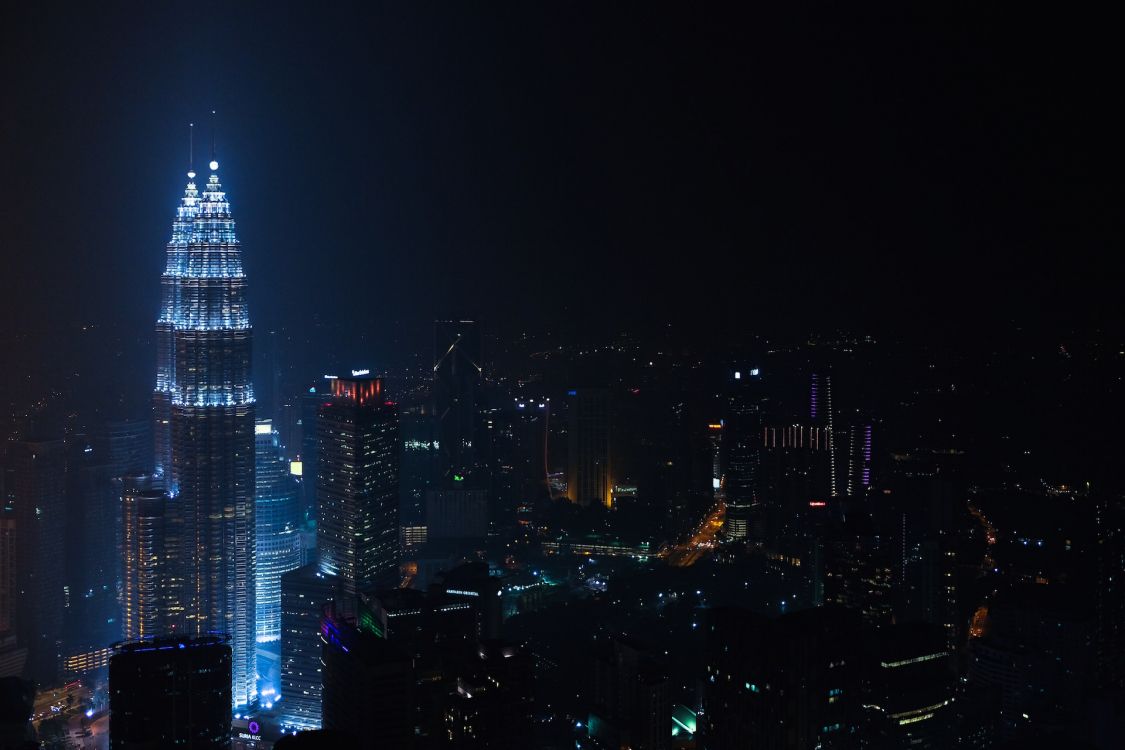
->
[279, 564, 341, 730]
[299, 386, 322, 523]
[155, 158, 256, 706]
[811, 372, 838, 496]
[567, 387, 611, 508]
[723, 368, 764, 542]
[707, 422, 723, 491]
[842, 423, 874, 498]
[255, 420, 302, 643]
[317, 374, 400, 593]
[153, 173, 198, 480]
[120, 475, 167, 642]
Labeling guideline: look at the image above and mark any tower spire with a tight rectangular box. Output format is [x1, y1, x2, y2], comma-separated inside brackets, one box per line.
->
[209, 110, 218, 171]
[188, 122, 195, 179]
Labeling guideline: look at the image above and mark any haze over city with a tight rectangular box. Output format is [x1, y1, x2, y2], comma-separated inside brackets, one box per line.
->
[0, 3, 1120, 750]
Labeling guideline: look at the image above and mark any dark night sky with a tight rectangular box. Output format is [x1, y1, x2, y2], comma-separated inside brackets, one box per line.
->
[1, 3, 1118, 362]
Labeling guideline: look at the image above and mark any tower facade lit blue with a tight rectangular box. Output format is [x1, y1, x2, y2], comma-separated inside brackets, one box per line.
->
[154, 161, 256, 707]
[255, 420, 302, 644]
[154, 175, 198, 479]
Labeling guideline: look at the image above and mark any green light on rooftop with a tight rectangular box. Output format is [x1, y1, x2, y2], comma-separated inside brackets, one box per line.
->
[672, 705, 697, 735]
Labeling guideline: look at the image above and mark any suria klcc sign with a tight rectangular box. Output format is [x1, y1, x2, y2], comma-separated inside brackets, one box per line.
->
[237, 720, 262, 741]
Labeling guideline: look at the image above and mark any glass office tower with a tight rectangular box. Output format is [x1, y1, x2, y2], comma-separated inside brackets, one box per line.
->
[255, 421, 302, 643]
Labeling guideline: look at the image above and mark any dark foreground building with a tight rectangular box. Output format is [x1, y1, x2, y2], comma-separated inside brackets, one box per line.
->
[443, 640, 534, 750]
[702, 606, 862, 750]
[320, 603, 414, 750]
[7, 438, 66, 686]
[590, 638, 669, 750]
[108, 634, 232, 750]
[864, 623, 956, 749]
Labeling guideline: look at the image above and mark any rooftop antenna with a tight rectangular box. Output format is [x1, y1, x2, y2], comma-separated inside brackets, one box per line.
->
[188, 123, 195, 179]
[209, 110, 219, 171]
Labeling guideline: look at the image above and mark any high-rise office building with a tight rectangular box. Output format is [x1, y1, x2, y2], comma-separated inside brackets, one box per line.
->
[567, 388, 611, 508]
[65, 436, 123, 656]
[320, 602, 414, 750]
[279, 564, 341, 730]
[255, 420, 303, 644]
[364, 582, 508, 745]
[863, 623, 956, 749]
[8, 438, 66, 685]
[487, 398, 550, 529]
[1094, 494, 1125, 690]
[842, 423, 874, 498]
[824, 517, 897, 628]
[444, 640, 534, 750]
[760, 424, 833, 543]
[400, 405, 440, 526]
[702, 606, 862, 750]
[438, 562, 503, 640]
[109, 634, 232, 749]
[82, 420, 154, 652]
[811, 372, 839, 497]
[98, 419, 154, 479]
[120, 475, 167, 642]
[155, 160, 256, 706]
[707, 422, 723, 491]
[299, 386, 322, 523]
[723, 368, 765, 542]
[757, 424, 834, 603]
[0, 633, 29, 680]
[811, 372, 874, 500]
[967, 584, 1096, 743]
[433, 320, 483, 484]
[0, 515, 14, 636]
[425, 487, 488, 542]
[317, 374, 400, 593]
[97, 422, 153, 561]
[591, 638, 669, 750]
[275, 398, 304, 462]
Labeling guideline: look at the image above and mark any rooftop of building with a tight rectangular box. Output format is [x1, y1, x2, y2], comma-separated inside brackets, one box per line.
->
[112, 633, 230, 655]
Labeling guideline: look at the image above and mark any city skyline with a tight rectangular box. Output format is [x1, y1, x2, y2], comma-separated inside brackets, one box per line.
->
[0, 4, 1121, 750]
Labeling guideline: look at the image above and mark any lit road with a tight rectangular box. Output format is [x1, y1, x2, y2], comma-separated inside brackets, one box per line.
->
[68, 713, 109, 750]
[968, 497, 998, 640]
[968, 500, 997, 570]
[30, 681, 107, 750]
[667, 502, 725, 567]
[32, 682, 85, 722]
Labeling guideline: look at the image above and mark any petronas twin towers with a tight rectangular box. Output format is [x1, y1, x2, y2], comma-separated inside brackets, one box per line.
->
[153, 157, 257, 707]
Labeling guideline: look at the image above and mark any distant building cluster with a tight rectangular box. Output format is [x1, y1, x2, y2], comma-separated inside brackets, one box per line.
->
[0, 155, 1121, 750]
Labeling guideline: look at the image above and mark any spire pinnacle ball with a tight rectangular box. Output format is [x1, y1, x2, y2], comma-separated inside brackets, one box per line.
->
[209, 160, 219, 171]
